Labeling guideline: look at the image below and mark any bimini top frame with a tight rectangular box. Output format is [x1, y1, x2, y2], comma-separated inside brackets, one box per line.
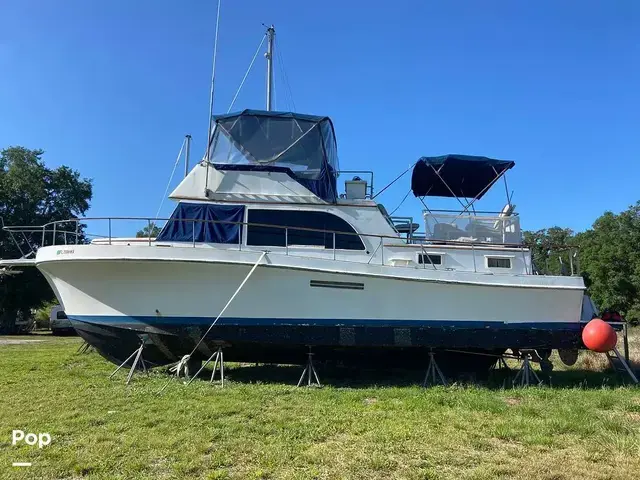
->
[411, 154, 515, 201]
[409, 154, 518, 245]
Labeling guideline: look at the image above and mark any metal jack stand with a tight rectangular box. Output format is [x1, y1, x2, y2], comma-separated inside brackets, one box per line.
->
[210, 348, 225, 386]
[76, 341, 93, 354]
[109, 341, 148, 385]
[605, 347, 639, 384]
[186, 347, 225, 387]
[512, 355, 542, 387]
[490, 357, 511, 373]
[423, 350, 447, 387]
[297, 349, 321, 387]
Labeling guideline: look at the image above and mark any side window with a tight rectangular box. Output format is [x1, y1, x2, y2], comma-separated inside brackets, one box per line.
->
[487, 257, 512, 269]
[56, 310, 67, 320]
[247, 210, 365, 250]
[417, 254, 442, 265]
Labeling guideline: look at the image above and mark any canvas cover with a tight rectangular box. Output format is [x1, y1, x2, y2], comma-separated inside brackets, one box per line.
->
[207, 110, 339, 202]
[156, 203, 244, 243]
[411, 154, 515, 199]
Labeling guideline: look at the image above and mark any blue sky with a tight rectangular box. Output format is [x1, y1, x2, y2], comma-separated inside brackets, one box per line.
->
[1, 1, 638, 237]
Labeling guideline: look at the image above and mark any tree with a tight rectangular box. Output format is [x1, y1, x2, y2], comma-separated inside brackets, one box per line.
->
[136, 224, 161, 238]
[524, 203, 640, 323]
[0, 147, 92, 333]
[523, 227, 577, 276]
[576, 203, 640, 322]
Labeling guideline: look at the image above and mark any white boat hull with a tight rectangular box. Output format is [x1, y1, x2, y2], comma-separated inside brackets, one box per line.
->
[36, 244, 586, 366]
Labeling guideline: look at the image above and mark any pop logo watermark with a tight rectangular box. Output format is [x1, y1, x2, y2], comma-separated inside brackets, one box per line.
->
[12, 430, 51, 449]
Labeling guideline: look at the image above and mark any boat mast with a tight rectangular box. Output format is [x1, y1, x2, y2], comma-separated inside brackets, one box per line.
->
[184, 134, 191, 178]
[205, 0, 222, 165]
[265, 25, 275, 111]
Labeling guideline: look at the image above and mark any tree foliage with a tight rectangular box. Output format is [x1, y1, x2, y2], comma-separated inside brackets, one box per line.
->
[524, 202, 640, 323]
[136, 223, 161, 238]
[576, 203, 640, 321]
[523, 227, 577, 276]
[0, 147, 92, 333]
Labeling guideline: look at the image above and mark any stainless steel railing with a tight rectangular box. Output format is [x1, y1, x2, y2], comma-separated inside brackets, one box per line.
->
[2, 216, 540, 274]
[4, 216, 397, 266]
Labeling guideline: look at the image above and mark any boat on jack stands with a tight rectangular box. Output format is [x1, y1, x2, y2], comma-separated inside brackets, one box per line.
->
[1, 25, 593, 378]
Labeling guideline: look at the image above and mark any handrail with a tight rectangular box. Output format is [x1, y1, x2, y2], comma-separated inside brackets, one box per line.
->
[530, 247, 581, 277]
[423, 209, 520, 216]
[3, 217, 530, 248]
[2, 216, 542, 275]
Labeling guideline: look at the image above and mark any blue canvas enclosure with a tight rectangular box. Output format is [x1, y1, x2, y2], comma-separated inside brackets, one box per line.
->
[156, 203, 245, 243]
[411, 154, 515, 199]
[207, 110, 339, 203]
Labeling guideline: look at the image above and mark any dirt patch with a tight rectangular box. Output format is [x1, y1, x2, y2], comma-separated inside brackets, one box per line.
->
[504, 397, 521, 406]
[626, 412, 640, 422]
[0, 339, 44, 346]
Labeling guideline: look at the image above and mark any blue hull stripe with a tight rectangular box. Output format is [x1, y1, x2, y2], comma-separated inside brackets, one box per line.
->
[70, 315, 581, 331]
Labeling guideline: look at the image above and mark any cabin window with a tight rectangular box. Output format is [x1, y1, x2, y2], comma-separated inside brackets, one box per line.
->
[247, 210, 365, 250]
[417, 254, 442, 265]
[487, 257, 512, 269]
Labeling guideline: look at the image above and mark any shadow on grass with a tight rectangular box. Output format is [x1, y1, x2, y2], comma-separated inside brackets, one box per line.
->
[192, 361, 639, 390]
[545, 368, 639, 388]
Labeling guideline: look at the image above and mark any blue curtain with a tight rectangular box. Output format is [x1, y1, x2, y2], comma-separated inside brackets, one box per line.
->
[156, 203, 245, 243]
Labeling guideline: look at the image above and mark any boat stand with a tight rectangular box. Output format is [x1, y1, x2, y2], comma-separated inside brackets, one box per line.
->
[490, 357, 511, 372]
[109, 342, 148, 385]
[512, 355, 542, 387]
[210, 348, 225, 386]
[605, 347, 639, 384]
[297, 349, 321, 387]
[76, 341, 93, 354]
[423, 350, 447, 387]
[186, 347, 225, 387]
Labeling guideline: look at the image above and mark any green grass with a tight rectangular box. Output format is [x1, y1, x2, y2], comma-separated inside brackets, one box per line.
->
[1, 336, 639, 479]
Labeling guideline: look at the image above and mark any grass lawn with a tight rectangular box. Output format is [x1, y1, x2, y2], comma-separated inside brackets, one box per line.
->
[1, 335, 639, 479]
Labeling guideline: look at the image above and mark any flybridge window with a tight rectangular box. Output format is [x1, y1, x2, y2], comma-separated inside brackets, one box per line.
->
[247, 210, 365, 250]
[487, 257, 512, 269]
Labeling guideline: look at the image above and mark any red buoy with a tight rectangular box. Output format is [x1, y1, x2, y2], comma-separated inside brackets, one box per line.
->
[582, 318, 617, 353]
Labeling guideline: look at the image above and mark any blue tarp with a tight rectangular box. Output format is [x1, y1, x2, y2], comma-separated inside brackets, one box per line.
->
[411, 154, 515, 199]
[156, 203, 245, 243]
[207, 110, 339, 203]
